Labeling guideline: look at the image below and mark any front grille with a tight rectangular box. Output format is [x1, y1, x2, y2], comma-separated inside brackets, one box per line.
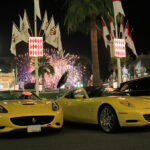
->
[10, 116, 54, 126]
[143, 114, 150, 122]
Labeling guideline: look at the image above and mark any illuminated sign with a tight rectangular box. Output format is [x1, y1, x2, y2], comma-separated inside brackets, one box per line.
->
[114, 38, 126, 57]
[29, 37, 43, 57]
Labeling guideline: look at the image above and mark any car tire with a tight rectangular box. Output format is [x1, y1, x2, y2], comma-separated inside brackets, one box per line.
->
[99, 105, 119, 133]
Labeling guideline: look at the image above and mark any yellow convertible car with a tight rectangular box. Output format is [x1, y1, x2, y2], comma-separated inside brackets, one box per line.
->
[0, 91, 63, 133]
[57, 86, 150, 133]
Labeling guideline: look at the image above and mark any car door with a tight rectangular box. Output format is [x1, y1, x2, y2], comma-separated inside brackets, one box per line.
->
[59, 88, 96, 123]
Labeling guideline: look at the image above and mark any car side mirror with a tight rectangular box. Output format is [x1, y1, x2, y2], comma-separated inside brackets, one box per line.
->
[74, 94, 84, 99]
[42, 97, 47, 101]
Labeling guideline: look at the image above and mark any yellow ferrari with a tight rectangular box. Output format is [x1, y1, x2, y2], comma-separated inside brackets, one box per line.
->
[0, 91, 63, 133]
[57, 86, 150, 133]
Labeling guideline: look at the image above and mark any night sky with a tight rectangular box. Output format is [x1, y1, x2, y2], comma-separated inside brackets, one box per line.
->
[0, 0, 149, 59]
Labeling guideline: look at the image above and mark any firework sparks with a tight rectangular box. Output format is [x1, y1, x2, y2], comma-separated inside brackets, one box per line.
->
[15, 48, 84, 89]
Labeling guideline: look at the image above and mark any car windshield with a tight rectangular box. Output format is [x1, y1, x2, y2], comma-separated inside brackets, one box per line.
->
[0, 91, 41, 101]
[84, 87, 104, 98]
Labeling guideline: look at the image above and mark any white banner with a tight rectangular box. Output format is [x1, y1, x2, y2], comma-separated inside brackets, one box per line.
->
[34, 0, 41, 20]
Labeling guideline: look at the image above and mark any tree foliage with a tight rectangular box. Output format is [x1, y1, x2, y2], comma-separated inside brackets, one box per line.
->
[31, 55, 54, 88]
[64, 0, 113, 34]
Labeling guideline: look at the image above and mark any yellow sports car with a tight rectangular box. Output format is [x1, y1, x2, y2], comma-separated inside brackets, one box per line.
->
[57, 86, 150, 133]
[0, 91, 63, 133]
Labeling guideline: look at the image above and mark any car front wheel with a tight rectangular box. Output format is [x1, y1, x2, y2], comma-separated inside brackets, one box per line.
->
[99, 105, 119, 133]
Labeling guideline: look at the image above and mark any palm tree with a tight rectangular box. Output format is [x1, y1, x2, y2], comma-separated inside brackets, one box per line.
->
[63, 0, 113, 86]
[31, 55, 54, 88]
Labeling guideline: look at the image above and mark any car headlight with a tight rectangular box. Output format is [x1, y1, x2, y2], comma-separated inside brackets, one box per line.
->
[0, 105, 8, 113]
[52, 102, 59, 111]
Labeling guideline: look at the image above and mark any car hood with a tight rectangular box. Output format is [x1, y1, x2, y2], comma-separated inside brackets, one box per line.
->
[114, 96, 150, 109]
[0, 100, 53, 116]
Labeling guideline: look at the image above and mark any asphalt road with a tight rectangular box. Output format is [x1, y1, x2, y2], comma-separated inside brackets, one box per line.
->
[0, 122, 150, 150]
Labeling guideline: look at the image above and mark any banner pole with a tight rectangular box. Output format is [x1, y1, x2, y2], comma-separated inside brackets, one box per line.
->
[114, 16, 122, 87]
[34, 1, 39, 96]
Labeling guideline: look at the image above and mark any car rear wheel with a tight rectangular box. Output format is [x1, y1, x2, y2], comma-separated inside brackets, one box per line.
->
[99, 105, 119, 133]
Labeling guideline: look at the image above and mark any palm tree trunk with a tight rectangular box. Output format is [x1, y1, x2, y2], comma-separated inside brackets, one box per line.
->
[90, 13, 101, 86]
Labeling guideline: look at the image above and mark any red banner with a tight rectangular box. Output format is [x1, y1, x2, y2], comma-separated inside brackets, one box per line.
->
[29, 37, 43, 57]
[114, 38, 126, 57]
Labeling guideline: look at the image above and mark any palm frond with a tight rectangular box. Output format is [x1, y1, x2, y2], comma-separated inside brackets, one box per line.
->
[64, 0, 113, 34]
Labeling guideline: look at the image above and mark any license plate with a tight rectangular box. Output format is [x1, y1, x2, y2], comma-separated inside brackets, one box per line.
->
[27, 125, 41, 133]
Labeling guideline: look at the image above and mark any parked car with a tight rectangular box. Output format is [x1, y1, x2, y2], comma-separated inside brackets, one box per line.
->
[117, 76, 150, 96]
[57, 86, 150, 133]
[0, 91, 63, 133]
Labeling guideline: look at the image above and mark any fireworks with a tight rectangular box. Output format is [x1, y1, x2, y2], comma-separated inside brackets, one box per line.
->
[15, 48, 83, 89]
